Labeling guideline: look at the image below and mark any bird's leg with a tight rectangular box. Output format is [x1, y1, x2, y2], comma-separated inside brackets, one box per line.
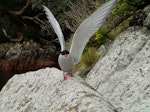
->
[63, 72, 67, 80]
[63, 76, 67, 80]
[63, 75, 67, 80]
[69, 72, 74, 77]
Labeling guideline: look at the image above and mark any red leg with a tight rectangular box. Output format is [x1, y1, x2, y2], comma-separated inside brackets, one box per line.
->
[63, 75, 67, 80]
[69, 72, 74, 77]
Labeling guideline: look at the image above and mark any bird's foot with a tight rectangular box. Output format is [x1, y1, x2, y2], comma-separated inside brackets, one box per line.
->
[63, 75, 67, 80]
[62, 72, 73, 81]
[69, 73, 74, 77]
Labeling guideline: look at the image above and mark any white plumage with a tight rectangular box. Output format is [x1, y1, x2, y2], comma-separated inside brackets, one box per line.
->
[43, 0, 117, 80]
[43, 5, 65, 51]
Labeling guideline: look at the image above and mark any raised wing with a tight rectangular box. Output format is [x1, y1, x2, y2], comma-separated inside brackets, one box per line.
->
[70, 0, 116, 64]
[43, 5, 65, 51]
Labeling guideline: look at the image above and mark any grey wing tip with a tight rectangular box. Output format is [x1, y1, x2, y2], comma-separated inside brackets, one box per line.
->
[42, 5, 50, 15]
[42, 5, 46, 8]
[42, 5, 48, 11]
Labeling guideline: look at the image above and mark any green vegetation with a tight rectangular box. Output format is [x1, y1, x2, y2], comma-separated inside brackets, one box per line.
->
[88, 0, 149, 48]
[0, 0, 148, 42]
[80, 47, 100, 68]
[72, 0, 149, 73]
[109, 17, 132, 38]
[73, 47, 100, 73]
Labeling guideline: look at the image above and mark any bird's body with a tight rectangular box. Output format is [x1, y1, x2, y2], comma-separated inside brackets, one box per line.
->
[58, 53, 74, 73]
[43, 0, 117, 80]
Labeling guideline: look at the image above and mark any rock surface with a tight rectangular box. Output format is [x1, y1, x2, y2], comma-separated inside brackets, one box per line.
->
[143, 13, 150, 27]
[0, 40, 59, 90]
[86, 27, 150, 112]
[143, 5, 150, 15]
[143, 5, 150, 27]
[0, 26, 149, 112]
[0, 68, 116, 112]
[1, 5, 150, 111]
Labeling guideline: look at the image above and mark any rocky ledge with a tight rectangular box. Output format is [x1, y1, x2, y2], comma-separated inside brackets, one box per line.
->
[0, 5, 150, 112]
[86, 26, 150, 112]
[0, 26, 149, 112]
[0, 40, 59, 90]
[0, 68, 117, 112]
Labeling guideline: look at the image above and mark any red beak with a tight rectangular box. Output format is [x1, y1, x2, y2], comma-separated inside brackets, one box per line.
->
[64, 54, 68, 58]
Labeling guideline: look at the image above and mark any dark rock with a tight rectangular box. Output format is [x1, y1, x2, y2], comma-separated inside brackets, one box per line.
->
[129, 10, 146, 26]
[0, 40, 59, 90]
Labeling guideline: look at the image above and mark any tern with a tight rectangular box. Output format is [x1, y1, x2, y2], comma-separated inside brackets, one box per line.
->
[43, 0, 117, 80]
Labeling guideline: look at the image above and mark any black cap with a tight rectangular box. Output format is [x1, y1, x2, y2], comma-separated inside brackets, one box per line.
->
[61, 50, 69, 55]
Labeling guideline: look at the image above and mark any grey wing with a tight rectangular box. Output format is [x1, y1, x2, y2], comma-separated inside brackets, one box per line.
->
[70, 0, 117, 64]
[43, 5, 65, 51]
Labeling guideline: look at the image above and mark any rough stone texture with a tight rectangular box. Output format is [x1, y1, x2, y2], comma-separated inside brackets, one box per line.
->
[0, 41, 58, 72]
[143, 5, 150, 27]
[143, 13, 150, 27]
[0, 40, 59, 90]
[0, 26, 149, 112]
[86, 27, 150, 112]
[0, 68, 116, 112]
[1, 14, 150, 112]
[143, 5, 150, 15]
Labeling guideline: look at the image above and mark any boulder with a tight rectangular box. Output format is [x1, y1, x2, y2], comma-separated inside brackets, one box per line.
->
[0, 68, 116, 112]
[86, 27, 150, 112]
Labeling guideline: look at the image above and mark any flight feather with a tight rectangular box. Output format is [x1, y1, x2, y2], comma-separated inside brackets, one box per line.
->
[70, 0, 117, 64]
[43, 5, 65, 51]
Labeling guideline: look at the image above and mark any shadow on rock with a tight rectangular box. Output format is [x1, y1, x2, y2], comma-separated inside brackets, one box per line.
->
[0, 40, 59, 90]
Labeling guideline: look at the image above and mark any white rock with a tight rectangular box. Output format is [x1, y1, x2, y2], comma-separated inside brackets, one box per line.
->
[143, 5, 150, 15]
[0, 26, 150, 112]
[129, 99, 150, 112]
[86, 27, 150, 111]
[144, 13, 150, 28]
[0, 68, 116, 112]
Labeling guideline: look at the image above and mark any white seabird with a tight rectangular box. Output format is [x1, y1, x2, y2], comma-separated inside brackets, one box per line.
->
[43, 0, 117, 80]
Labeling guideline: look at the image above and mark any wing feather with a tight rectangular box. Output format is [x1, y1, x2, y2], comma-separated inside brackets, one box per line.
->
[43, 5, 65, 51]
[70, 0, 117, 64]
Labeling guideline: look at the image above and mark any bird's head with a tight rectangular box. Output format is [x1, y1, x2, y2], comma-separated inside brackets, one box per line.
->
[60, 50, 69, 58]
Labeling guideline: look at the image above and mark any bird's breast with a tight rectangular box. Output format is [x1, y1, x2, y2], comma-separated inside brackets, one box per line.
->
[58, 54, 74, 72]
